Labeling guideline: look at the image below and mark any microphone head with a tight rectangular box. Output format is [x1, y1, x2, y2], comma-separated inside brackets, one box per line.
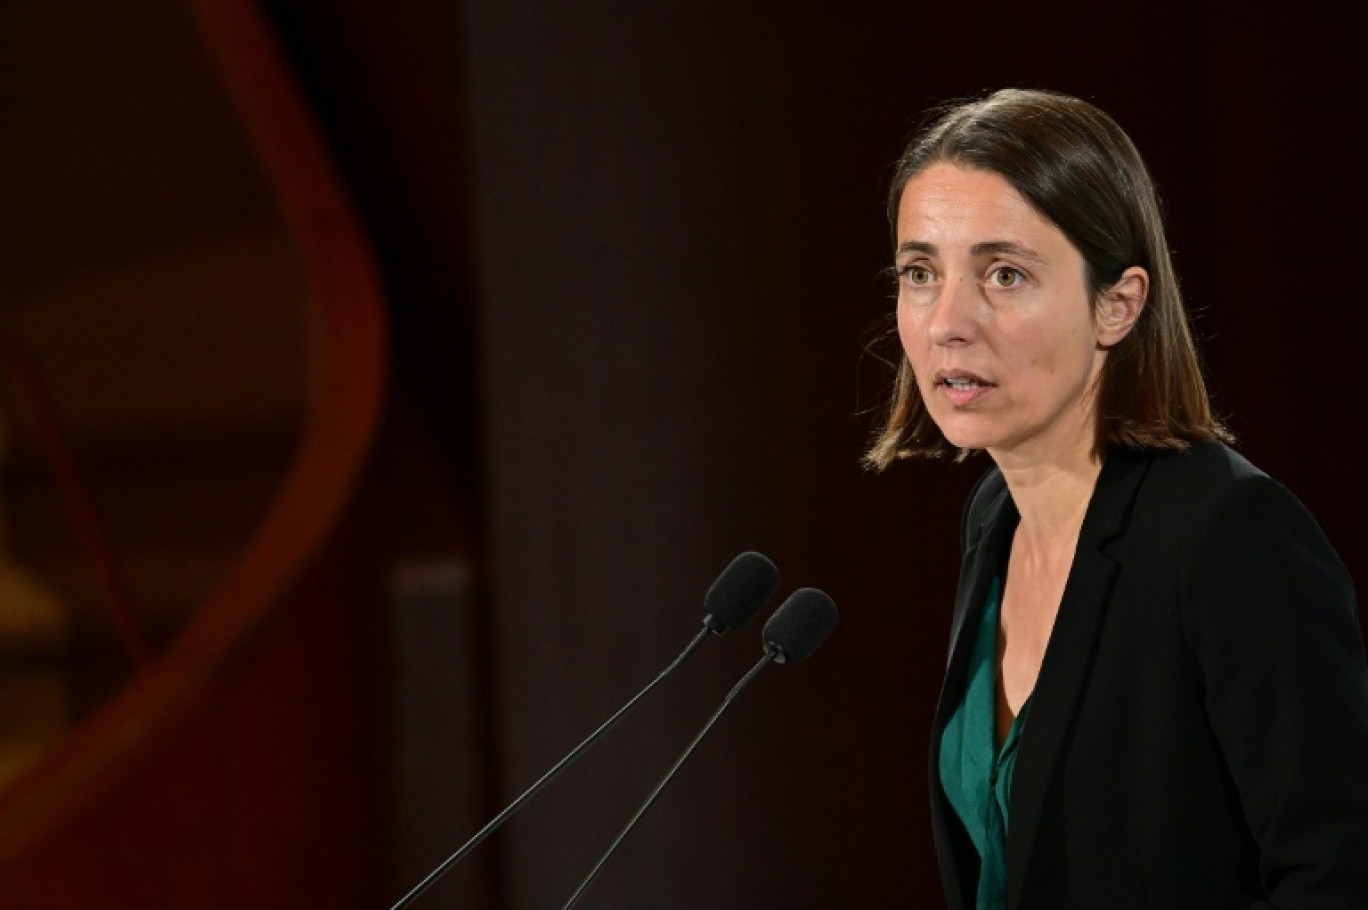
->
[702, 551, 779, 634]
[762, 588, 838, 664]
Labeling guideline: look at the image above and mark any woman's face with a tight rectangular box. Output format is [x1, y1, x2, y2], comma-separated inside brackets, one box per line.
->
[894, 162, 1128, 467]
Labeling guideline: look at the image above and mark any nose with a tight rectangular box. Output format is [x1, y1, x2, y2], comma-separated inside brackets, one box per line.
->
[925, 274, 978, 346]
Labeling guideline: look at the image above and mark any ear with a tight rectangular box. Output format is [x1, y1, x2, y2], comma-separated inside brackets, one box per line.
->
[1095, 266, 1147, 348]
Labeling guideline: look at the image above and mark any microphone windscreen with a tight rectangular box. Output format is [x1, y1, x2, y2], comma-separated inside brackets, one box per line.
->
[703, 551, 779, 633]
[762, 588, 838, 664]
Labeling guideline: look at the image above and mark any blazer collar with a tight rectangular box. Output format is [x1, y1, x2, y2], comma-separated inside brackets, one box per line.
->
[947, 476, 1016, 672]
[936, 448, 1150, 716]
[1004, 448, 1152, 908]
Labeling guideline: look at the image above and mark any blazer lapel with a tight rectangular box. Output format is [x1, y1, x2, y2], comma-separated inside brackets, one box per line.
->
[940, 476, 1017, 714]
[931, 474, 1017, 910]
[1005, 449, 1151, 909]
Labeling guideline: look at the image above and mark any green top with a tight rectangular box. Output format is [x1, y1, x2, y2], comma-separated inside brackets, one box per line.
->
[938, 577, 1031, 910]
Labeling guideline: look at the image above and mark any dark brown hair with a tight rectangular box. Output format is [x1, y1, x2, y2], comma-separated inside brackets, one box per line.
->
[866, 88, 1229, 468]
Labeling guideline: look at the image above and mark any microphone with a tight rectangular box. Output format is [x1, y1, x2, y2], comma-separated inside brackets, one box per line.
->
[702, 551, 781, 634]
[390, 551, 779, 910]
[758, 586, 840, 664]
[559, 587, 839, 909]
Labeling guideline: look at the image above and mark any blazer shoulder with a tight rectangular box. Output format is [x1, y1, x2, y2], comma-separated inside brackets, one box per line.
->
[1144, 440, 1263, 488]
[1135, 441, 1276, 519]
[1143, 443, 1354, 611]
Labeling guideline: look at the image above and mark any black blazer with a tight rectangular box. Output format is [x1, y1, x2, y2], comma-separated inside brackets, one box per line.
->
[930, 443, 1368, 909]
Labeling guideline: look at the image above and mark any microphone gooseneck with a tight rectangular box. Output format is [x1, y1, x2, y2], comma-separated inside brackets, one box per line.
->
[558, 587, 838, 910]
[389, 552, 779, 910]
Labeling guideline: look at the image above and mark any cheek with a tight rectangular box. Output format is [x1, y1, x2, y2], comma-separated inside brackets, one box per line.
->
[1013, 309, 1089, 366]
[895, 301, 924, 366]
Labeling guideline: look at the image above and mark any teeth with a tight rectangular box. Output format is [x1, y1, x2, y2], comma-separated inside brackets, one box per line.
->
[945, 378, 981, 390]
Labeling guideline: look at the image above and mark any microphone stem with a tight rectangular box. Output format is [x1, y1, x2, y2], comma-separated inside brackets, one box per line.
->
[559, 648, 778, 910]
[391, 625, 714, 910]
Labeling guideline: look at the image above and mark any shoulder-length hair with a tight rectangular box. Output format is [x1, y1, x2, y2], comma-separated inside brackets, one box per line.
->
[865, 88, 1229, 468]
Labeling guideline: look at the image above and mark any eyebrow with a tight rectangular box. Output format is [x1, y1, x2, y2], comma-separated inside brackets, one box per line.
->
[895, 240, 1047, 265]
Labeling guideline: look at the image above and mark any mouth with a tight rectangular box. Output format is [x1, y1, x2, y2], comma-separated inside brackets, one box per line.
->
[935, 369, 993, 389]
[943, 376, 986, 390]
[934, 370, 995, 405]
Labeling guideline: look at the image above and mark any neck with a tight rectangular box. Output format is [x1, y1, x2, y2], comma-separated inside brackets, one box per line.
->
[991, 440, 1103, 552]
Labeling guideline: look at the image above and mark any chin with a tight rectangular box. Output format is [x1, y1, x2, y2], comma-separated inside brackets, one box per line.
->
[933, 417, 998, 453]
[943, 435, 980, 448]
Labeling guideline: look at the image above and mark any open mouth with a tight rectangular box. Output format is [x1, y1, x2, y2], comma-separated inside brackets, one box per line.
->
[935, 371, 995, 404]
[942, 376, 988, 391]
[936, 370, 993, 389]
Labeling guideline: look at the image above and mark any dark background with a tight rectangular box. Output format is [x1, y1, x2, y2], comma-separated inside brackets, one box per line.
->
[261, 0, 1367, 905]
[3, 1, 1362, 906]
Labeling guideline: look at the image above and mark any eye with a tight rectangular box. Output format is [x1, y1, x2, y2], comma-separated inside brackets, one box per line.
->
[989, 266, 1025, 289]
[899, 264, 934, 287]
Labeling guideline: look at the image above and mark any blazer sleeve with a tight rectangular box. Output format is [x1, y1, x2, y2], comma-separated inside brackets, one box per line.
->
[1179, 472, 1368, 907]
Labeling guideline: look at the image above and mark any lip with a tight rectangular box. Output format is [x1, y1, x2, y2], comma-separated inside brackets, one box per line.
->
[933, 369, 996, 407]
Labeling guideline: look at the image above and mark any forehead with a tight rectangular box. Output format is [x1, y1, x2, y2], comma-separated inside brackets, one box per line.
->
[896, 163, 1058, 251]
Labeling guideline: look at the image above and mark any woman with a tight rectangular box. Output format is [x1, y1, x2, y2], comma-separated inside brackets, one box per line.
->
[867, 89, 1368, 908]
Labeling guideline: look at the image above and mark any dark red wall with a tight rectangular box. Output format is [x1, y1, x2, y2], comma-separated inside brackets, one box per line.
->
[0, 521, 391, 907]
[270, 2, 1368, 906]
